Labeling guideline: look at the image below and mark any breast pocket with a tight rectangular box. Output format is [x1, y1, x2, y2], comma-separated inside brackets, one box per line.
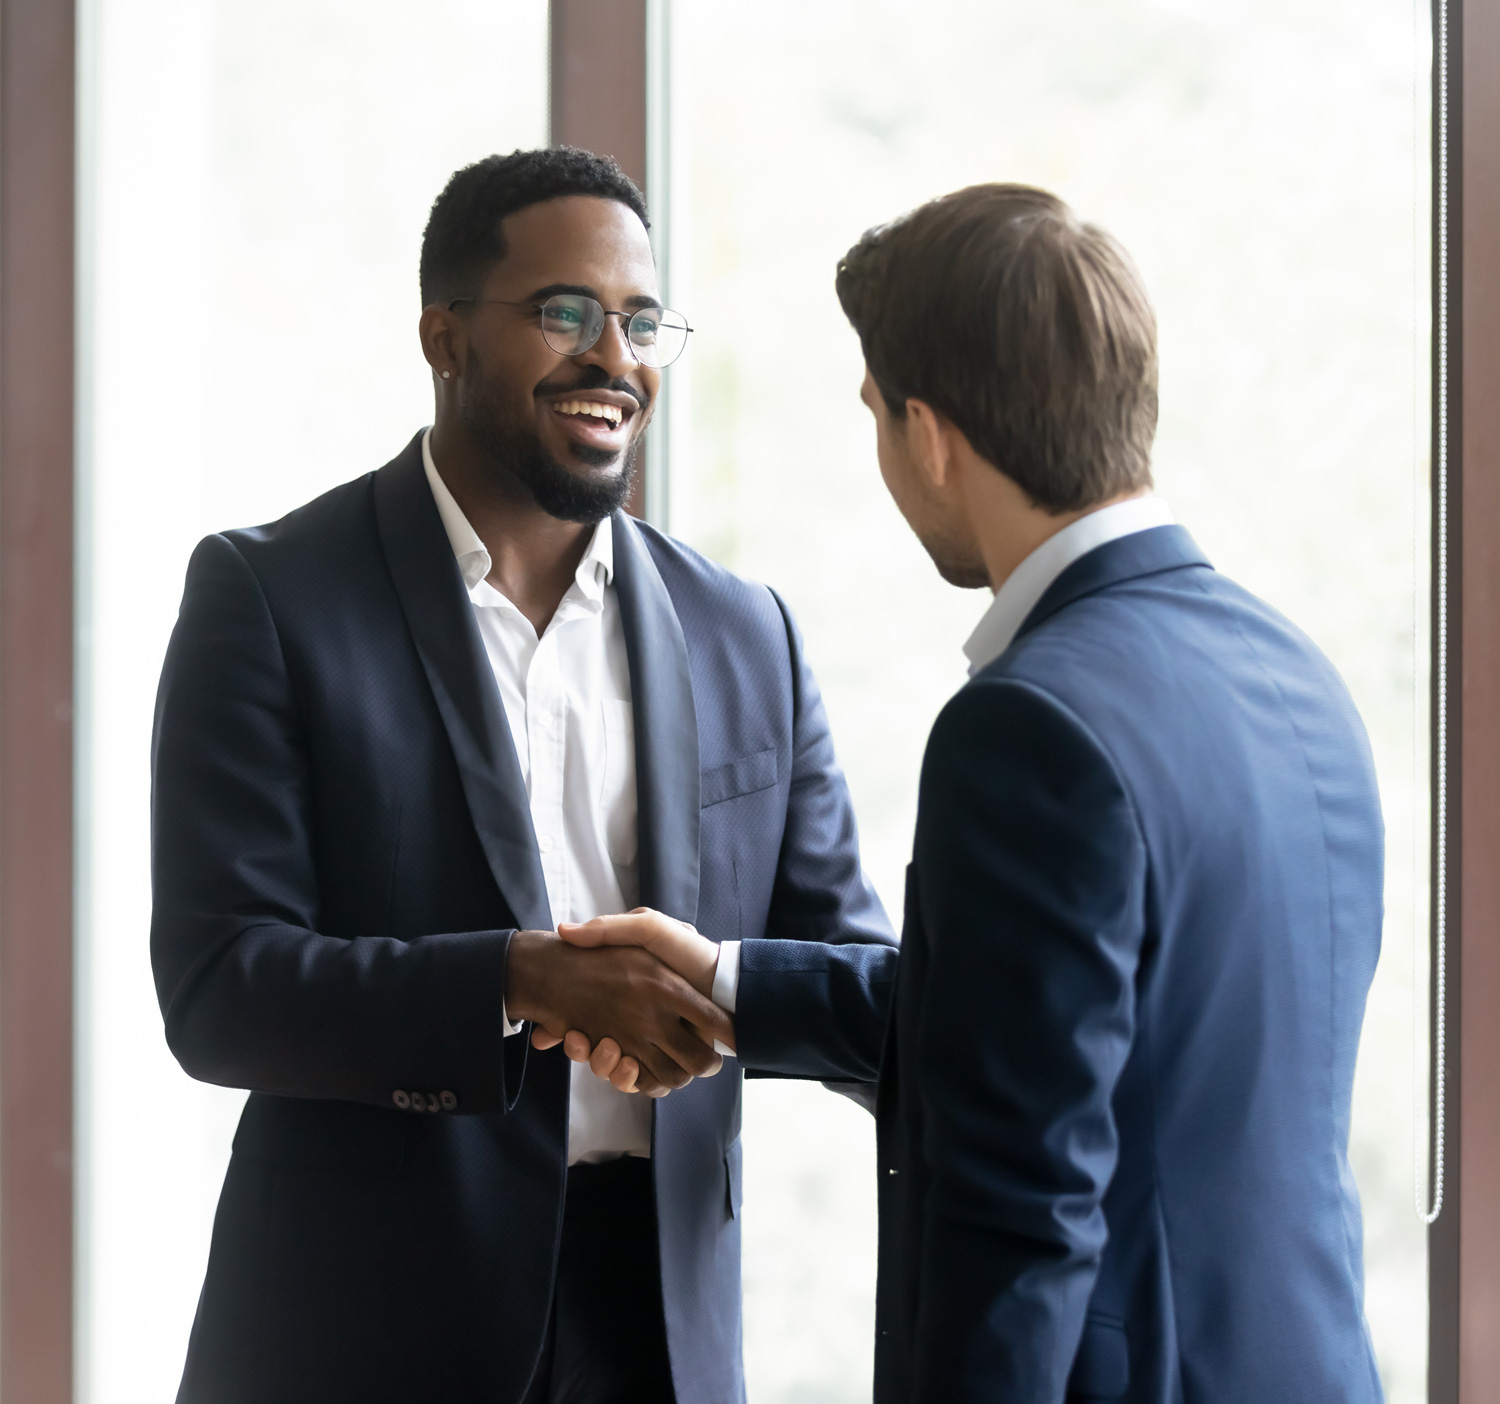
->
[600, 699, 638, 870]
[700, 748, 778, 808]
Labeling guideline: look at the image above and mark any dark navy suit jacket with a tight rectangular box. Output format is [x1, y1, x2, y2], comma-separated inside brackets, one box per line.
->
[737, 526, 1386, 1403]
[150, 432, 895, 1404]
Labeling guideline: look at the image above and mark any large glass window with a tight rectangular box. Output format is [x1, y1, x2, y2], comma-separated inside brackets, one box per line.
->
[665, 3, 1431, 1400]
[80, 3, 1433, 1397]
[81, 3, 548, 1397]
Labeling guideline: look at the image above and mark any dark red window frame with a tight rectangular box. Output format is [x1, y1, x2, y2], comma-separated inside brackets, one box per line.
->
[1430, 1, 1500, 1400]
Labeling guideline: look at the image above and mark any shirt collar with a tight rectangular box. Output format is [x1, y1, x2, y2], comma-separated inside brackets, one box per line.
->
[963, 493, 1176, 675]
[421, 426, 614, 602]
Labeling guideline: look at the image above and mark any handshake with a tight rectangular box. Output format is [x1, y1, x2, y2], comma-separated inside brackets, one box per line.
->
[503, 909, 733, 1098]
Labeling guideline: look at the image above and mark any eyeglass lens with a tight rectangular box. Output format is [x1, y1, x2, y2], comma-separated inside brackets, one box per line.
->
[538, 294, 690, 368]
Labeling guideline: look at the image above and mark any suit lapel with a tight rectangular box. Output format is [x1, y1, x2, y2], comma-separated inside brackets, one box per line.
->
[611, 513, 701, 925]
[373, 434, 552, 933]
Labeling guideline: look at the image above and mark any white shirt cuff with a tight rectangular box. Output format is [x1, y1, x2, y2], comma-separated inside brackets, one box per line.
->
[711, 941, 741, 1057]
[502, 934, 522, 1037]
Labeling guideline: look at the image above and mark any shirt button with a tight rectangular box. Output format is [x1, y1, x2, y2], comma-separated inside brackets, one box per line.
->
[538, 835, 554, 855]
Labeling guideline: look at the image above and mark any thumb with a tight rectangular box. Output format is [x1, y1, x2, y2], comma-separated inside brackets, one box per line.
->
[556, 910, 665, 949]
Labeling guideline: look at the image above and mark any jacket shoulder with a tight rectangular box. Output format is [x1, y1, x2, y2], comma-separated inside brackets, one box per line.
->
[218, 472, 378, 568]
[631, 517, 787, 637]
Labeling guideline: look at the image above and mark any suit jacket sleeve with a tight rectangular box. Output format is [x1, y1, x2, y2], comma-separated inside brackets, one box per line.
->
[910, 676, 1145, 1402]
[150, 533, 517, 1113]
[730, 589, 899, 1083]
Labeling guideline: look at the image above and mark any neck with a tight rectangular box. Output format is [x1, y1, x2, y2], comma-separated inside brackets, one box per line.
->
[429, 415, 595, 636]
[960, 465, 1148, 593]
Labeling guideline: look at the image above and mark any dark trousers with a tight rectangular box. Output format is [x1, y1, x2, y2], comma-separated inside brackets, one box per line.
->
[523, 1156, 678, 1404]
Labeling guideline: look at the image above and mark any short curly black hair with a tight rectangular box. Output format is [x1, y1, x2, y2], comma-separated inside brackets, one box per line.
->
[419, 147, 649, 307]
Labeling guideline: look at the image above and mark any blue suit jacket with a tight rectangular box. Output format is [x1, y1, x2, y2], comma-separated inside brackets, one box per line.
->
[150, 432, 895, 1404]
[736, 526, 1385, 1403]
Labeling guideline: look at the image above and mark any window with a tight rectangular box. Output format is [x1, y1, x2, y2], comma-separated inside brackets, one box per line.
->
[662, 3, 1432, 1398]
[80, 4, 549, 1395]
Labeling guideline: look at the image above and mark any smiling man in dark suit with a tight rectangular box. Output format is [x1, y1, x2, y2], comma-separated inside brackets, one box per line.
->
[567, 184, 1387, 1403]
[150, 147, 894, 1404]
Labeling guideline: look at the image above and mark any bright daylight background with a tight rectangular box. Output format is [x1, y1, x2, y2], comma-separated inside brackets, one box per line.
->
[81, 2, 1431, 1401]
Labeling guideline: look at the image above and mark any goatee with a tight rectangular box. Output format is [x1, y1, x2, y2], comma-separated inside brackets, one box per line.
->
[459, 363, 638, 524]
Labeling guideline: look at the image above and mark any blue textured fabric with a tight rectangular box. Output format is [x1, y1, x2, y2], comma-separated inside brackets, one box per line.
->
[736, 525, 1385, 1404]
[150, 431, 894, 1404]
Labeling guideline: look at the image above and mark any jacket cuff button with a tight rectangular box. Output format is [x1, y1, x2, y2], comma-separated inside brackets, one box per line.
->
[440, 1091, 457, 1111]
[392, 1090, 411, 1110]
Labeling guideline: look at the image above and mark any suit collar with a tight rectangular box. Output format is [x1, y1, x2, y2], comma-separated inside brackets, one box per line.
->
[373, 432, 552, 931]
[420, 427, 615, 596]
[964, 495, 1176, 672]
[611, 512, 701, 925]
[1014, 524, 1212, 643]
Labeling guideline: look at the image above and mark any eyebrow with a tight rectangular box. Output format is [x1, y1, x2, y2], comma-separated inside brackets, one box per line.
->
[523, 282, 664, 311]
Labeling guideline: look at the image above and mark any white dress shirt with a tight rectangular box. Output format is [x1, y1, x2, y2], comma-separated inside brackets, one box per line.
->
[422, 430, 652, 1164]
[963, 494, 1176, 674]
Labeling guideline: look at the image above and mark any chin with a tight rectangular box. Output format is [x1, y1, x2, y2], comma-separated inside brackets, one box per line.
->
[567, 441, 629, 471]
[934, 558, 992, 590]
[923, 536, 990, 590]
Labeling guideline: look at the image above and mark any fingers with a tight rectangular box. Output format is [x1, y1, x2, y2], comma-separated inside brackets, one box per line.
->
[657, 980, 737, 1061]
[608, 1053, 639, 1093]
[654, 1023, 724, 1081]
[558, 911, 722, 998]
[556, 910, 669, 949]
[521, 943, 734, 1094]
[630, 1039, 695, 1092]
[589, 1037, 623, 1080]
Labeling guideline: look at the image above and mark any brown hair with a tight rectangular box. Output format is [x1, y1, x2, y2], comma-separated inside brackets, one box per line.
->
[835, 184, 1158, 513]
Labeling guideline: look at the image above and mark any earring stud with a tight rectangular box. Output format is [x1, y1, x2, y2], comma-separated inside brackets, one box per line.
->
[442, 370, 451, 380]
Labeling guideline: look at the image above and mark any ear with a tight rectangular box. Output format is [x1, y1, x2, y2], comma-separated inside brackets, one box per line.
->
[904, 399, 959, 490]
[419, 303, 464, 383]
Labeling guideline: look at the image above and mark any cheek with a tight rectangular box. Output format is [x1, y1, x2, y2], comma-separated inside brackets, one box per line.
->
[633, 372, 661, 432]
[874, 430, 915, 511]
[471, 340, 555, 405]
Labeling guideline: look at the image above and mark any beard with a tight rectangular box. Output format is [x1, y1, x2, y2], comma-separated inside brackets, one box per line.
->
[458, 357, 638, 524]
[927, 534, 991, 589]
[899, 484, 989, 588]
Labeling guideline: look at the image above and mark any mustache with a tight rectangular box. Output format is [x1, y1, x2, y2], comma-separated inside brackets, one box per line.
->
[533, 366, 647, 413]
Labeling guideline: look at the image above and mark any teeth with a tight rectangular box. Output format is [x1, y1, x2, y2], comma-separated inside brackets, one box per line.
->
[555, 399, 623, 425]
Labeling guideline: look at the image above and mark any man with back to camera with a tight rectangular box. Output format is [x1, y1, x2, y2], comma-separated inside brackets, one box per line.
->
[563, 184, 1387, 1402]
[149, 146, 897, 1404]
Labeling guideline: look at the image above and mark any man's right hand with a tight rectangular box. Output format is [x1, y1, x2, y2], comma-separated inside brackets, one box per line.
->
[504, 930, 730, 1095]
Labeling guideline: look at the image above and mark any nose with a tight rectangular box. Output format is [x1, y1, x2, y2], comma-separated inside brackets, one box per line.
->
[578, 312, 639, 378]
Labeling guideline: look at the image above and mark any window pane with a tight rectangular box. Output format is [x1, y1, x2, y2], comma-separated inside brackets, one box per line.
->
[81, 3, 548, 1397]
[670, 3, 1431, 1400]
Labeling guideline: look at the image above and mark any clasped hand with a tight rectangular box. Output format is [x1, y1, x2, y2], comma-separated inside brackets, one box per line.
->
[505, 909, 732, 1098]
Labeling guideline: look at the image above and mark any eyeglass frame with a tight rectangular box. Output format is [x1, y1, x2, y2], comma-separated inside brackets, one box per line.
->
[445, 292, 694, 368]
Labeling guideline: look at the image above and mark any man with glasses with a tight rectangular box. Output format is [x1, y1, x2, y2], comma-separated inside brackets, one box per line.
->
[150, 147, 895, 1404]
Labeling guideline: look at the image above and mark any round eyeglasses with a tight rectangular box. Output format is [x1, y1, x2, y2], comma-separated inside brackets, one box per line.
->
[447, 292, 694, 369]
